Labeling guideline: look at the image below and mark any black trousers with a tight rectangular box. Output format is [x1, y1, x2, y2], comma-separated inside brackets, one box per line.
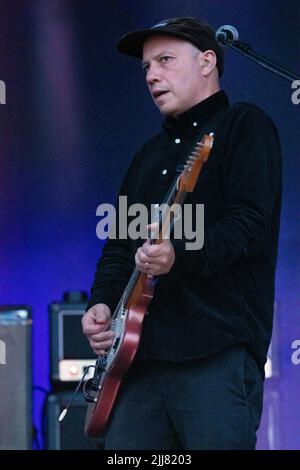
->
[104, 345, 264, 450]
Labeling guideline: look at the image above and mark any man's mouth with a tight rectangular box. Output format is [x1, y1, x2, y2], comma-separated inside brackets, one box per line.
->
[152, 90, 169, 99]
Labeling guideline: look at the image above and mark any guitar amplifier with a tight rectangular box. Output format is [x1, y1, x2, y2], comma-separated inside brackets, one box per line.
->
[49, 291, 96, 385]
[44, 391, 103, 449]
[0, 305, 32, 449]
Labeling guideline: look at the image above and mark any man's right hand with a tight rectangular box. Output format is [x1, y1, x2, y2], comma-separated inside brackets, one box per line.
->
[81, 303, 115, 355]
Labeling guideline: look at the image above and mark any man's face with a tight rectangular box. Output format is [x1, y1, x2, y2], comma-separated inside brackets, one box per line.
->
[142, 35, 205, 118]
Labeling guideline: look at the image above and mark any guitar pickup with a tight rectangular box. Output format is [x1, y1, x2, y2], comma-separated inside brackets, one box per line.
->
[112, 337, 120, 350]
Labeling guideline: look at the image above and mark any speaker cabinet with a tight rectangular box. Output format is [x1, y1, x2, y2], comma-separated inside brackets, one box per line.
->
[0, 306, 32, 449]
[44, 391, 103, 449]
[49, 291, 96, 385]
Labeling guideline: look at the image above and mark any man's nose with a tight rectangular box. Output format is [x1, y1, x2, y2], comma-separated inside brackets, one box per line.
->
[146, 64, 161, 85]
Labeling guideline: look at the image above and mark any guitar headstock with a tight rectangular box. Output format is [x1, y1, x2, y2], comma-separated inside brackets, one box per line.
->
[178, 133, 214, 192]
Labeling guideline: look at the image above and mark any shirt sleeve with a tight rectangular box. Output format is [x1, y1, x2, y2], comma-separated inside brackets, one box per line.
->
[86, 152, 140, 312]
[170, 106, 282, 276]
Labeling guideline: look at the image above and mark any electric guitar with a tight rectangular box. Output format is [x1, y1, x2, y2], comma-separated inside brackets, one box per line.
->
[84, 132, 214, 438]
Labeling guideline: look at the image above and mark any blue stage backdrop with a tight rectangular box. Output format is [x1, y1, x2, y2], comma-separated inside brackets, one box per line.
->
[0, 0, 299, 449]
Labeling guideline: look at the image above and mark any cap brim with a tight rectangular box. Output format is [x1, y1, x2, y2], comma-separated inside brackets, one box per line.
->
[117, 29, 186, 59]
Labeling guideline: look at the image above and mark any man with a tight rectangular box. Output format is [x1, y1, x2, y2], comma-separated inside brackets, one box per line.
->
[82, 17, 282, 449]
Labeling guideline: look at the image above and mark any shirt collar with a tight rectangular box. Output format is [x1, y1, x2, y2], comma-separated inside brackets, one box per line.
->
[162, 90, 230, 134]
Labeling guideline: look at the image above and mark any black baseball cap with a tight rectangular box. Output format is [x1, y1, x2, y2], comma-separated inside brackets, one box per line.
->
[117, 17, 224, 76]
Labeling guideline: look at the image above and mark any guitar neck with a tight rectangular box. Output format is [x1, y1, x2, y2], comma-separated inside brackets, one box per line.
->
[112, 177, 187, 316]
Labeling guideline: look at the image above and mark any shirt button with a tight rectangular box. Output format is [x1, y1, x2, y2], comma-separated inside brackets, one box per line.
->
[175, 138, 181, 144]
[162, 169, 167, 175]
[193, 122, 198, 127]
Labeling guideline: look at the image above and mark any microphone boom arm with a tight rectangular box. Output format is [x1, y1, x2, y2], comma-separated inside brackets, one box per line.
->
[218, 31, 300, 82]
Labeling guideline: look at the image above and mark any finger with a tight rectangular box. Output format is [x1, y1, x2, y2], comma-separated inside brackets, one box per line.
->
[91, 345, 108, 356]
[90, 338, 114, 351]
[142, 244, 162, 259]
[140, 241, 160, 260]
[82, 311, 109, 330]
[147, 265, 159, 276]
[135, 249, 142, 264]
[146, 222, 159, 229]
[145, 240, 174, 259]
[83, 324, 102, 335]
[83, 323, 109, 335]
[136, 247, 152, 268]
[89, 330, 115, 343]
[95, 349, 108, 356]
[93, 310, 110, 324]
[139, 250, 152, 263]
[146, 222, 159, 240]
[135, 251, 145, 271]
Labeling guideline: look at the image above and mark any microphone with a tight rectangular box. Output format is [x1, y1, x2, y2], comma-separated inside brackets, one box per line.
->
[215, 24, 299, 82]
[215, 25, 239, 44]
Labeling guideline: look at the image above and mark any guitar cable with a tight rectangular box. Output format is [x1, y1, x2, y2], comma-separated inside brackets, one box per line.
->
[57, 364, 96, 423]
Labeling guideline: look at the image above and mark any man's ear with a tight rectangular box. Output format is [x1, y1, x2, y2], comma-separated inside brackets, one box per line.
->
[199, 50, 217, 76]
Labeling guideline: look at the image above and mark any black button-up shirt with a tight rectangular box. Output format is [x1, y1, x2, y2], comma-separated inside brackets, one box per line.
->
[88, 90, 282, 376]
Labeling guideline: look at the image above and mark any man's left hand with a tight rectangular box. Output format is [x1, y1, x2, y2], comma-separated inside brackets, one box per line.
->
[135, 238, 175, 275]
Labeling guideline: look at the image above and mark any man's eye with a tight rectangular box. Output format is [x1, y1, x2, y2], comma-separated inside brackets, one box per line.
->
[143, 65, 149, 73]
[160, 56, 172, 63]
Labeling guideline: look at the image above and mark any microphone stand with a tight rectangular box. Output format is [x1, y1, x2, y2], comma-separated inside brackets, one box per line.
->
[220, 38, 300, 82]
